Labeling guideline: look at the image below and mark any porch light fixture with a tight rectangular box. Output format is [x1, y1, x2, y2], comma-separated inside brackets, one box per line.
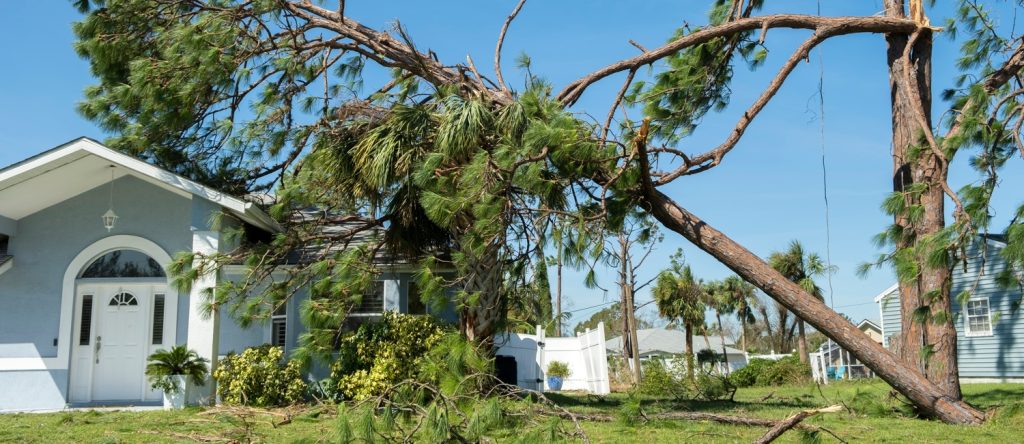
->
[102, 165, 119, 232]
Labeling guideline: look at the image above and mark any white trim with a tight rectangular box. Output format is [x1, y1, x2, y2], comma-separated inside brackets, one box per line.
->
[878, 299, 887, 348]
[961, 377, 1024, 384]
[0, 256, 11, 276]
[186, 230, 220, 405]
[0, 138, 279, 232]
[963, 297, 994, 337]
[0, 235, 176, 371]
[872, 283, 900, 303]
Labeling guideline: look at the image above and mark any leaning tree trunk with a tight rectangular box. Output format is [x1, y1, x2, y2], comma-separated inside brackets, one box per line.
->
[884, 0, 962, 400]
[459, 243, 504, 348]
[634, 139, 984, 424]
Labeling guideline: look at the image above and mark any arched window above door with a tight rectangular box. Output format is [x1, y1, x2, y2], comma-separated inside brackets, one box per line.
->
[108, 292, 138, 306]
[80, 250, 166, 278]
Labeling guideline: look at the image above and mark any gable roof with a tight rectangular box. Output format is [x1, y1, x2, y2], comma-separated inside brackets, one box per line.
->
[872, 235, 1009, 305]
[857, 319, 881, 333]
[0, 138, 279, 232]
[606, 327, 743, 356]
[872, 283, 900, 303]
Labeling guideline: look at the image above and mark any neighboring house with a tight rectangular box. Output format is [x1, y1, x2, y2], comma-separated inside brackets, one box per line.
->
[606, 327, 748, 372]
[858, 319, 883, 345]
[811, 319, 882, 381]
[0, 138, 448, 412]
[875, 235, 1024, 382]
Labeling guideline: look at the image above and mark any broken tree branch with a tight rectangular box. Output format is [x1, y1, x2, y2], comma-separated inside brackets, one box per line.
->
[653, 29, 834, 184]
[494, 0, 527, 92]
[753, 405, 843, 444]
[557, 14, 920, 105]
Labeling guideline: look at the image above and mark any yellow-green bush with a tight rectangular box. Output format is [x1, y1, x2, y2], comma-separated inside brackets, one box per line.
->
[331, 312, 447, 400]
[214, 345, 306, 406]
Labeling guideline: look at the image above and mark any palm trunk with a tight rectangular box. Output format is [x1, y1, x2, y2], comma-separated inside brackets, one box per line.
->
[798, 320, 808, 363]
[459, 243, 504, 349]
[634, 138, 984, 424]
[716, 311, 731, 375]
[684, 321, 695, 382]
[556, 241, 563, 337]
[759, 307, 773, 352]
[883, 0, 961, 400]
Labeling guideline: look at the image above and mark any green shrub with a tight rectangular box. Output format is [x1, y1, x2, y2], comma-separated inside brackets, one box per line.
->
[214, 345, 306, 406]
[638, 359, 682, 398]
[759, 355, 811, 386]
[330, 312, 447, 400]
[729, 356, 810, 388]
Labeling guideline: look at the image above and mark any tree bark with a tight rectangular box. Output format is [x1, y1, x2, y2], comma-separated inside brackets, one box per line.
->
[459, 243, 504, 348]
[883, 0, 962, 400]
[620, 234, 643, 385]
[634, 133, 984, 424]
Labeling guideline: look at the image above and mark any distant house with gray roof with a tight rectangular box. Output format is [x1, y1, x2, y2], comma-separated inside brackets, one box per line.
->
[606, 327, 748, 372]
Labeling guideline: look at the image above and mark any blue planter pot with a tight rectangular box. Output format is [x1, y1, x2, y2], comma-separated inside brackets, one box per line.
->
[547, 376, 564, 391]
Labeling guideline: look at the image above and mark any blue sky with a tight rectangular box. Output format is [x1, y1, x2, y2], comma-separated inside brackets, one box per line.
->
[2, 1, 1022, 332]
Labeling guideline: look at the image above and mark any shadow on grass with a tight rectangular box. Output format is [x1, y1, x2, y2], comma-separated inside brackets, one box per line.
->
[547, 391, 821, 415]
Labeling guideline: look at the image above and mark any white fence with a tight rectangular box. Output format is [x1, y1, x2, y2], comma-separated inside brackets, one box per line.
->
[746, 352, 792, 361]
[494, 323, 610, 394]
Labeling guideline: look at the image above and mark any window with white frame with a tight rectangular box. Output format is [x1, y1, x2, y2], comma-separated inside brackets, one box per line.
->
[353, 281, 385, 314]
[271, 304, 287, 347]
[964, 298, 993, 337]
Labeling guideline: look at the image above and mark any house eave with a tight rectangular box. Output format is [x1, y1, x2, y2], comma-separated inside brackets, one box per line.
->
[872, 283, 900, 303]
[0, 137, 281, 233]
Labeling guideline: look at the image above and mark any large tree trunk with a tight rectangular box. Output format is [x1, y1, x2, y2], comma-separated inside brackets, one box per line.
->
[459, 243, 504, 348]
[634, 140, 984, 423]
[884, 0, 962, 400]
[797, 320, 808, 363]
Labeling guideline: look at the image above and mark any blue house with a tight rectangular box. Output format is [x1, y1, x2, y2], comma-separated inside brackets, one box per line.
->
[875, 235, 1024, 382]
[0, 138, 442, 412]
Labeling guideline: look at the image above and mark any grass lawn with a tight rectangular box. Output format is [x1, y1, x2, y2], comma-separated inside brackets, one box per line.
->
[1, 381, 1022, 443]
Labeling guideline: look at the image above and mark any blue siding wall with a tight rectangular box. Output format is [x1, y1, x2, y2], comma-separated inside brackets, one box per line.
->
[878, 238, 1024, 379]
[0, 176, 191, 358]
[0, 176, 193, 410]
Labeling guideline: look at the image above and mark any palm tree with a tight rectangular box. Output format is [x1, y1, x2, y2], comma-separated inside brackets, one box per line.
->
[768, 240, 829, 363]
[720, 276, 757, 354]
[708, 276, 757, 374]
[653, 251, 706, 382]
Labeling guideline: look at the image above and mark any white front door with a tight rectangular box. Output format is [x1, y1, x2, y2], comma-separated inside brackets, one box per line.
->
[92, 288, 146, 400]
[70, 283, 166, 403]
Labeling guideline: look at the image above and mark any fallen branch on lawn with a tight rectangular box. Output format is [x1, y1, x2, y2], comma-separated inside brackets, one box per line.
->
[536, 406, 847, 443]
[754, 405, 844, 444]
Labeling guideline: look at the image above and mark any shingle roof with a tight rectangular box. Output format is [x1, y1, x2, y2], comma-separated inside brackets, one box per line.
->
[606, 327, 743, 356]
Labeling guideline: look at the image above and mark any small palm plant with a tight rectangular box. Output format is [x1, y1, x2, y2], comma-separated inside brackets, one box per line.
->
[146, 345, 209, 407]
